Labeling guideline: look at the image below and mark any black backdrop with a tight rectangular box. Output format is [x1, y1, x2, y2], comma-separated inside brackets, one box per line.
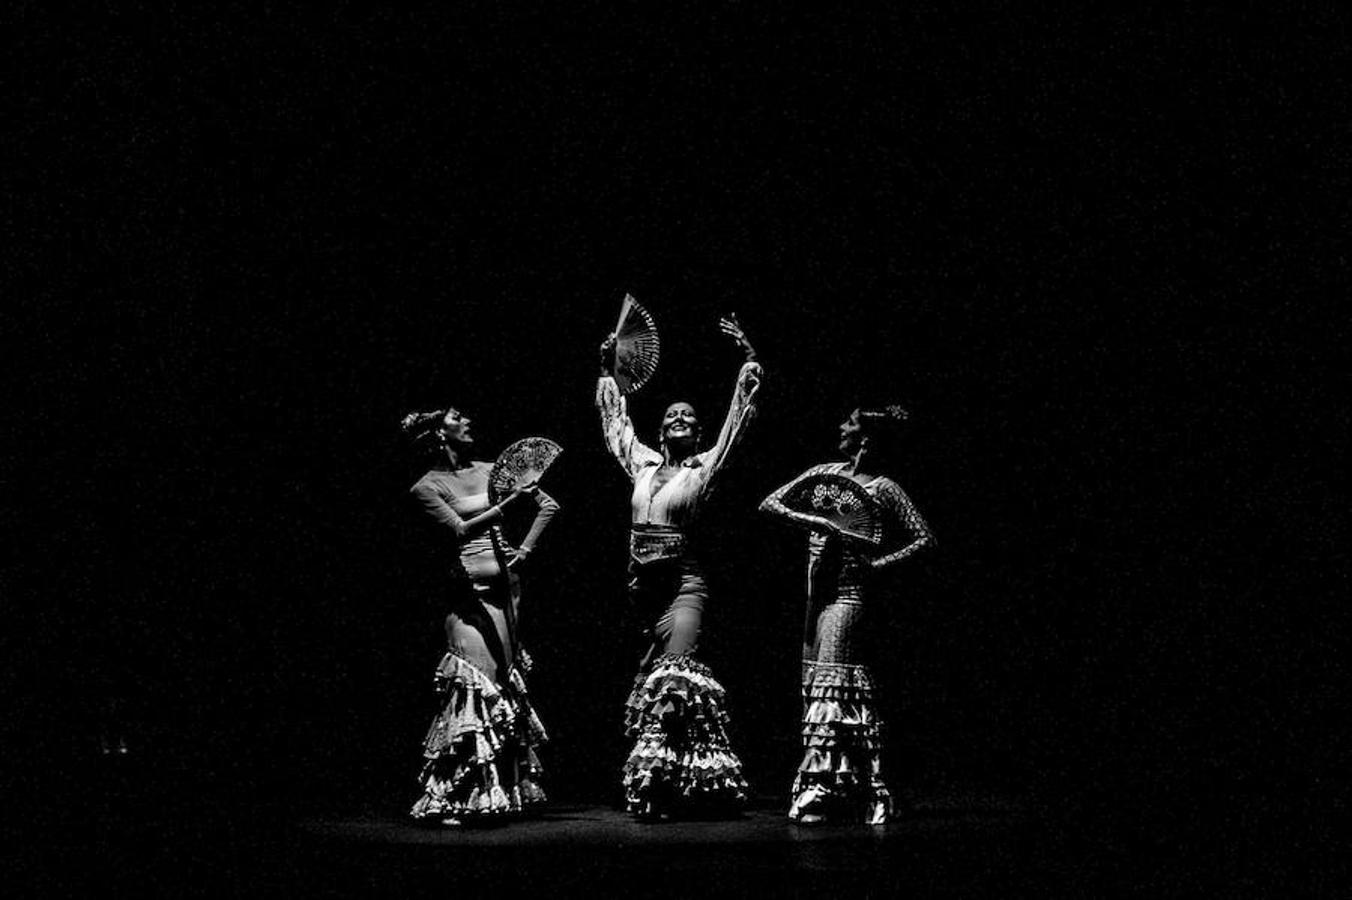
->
[8, 4, 1343, 844]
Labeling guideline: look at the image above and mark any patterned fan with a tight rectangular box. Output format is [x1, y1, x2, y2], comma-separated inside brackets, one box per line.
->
[612, 293, 661, 395]
[778, 472, 884, 545]
[488, 438, 564, 504]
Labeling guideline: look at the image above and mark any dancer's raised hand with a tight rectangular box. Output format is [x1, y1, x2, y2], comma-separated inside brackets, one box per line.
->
[599, 332, 618, 373]
[718, 313, 757, 361]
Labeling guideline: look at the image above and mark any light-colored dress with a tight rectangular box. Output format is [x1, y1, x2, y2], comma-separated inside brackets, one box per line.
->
[407, 462, 558, 821]
[762, 461, 933, 824]
[595, 362, 761, 816]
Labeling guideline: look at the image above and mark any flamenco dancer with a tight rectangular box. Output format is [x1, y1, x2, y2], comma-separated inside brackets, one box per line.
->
[596, 310, 762, 819]
[760, 405, 934, 824]
[401, 405, 558, 824]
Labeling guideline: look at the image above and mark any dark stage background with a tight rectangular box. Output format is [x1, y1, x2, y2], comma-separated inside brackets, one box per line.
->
[6, 2, 1343, 876]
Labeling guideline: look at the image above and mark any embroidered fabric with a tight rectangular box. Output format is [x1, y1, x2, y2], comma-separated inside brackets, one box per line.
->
[629, 526, 689, 565]
[761, 459, 934, 825]
[598, 358, 763, 818]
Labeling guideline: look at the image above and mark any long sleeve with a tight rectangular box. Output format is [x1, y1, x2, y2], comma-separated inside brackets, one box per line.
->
[694, 360, 763, 482]
[759, 463, 837, 530]
[515, 490, 559, 554]
[869, 479, 934, 570]
[410, 481, 502, 539]
[596, 375, 662, 479]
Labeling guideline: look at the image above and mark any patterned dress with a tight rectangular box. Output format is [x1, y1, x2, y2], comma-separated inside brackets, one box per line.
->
[761, 461, 933, 824]
[596, 361, 762, 817]
[407, 462, 558, 822]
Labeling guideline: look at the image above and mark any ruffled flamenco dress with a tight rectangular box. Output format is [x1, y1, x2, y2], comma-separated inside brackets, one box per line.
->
[788, 658, 892, 825]
[409, 649, 548, 823]
[621, 652, 749, 818]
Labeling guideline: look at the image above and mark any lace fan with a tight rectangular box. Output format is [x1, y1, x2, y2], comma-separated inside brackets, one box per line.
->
[488, 437, 564, 504]
[778, 472, 884, 545]
[612, 293, 661, 395]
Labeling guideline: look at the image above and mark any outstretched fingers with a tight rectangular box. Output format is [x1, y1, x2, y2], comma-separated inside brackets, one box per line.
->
[720, 313, 758, 361]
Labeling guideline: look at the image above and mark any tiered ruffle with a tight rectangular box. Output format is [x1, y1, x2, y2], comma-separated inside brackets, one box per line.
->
[789, 660, 892, 824]
[622, 653, 748, 816]
[410, 650, 548, 821]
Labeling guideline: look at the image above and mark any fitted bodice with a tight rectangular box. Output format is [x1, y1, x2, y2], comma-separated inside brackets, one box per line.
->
[442, 489, 504, 580]
[410, 463, 507, 582]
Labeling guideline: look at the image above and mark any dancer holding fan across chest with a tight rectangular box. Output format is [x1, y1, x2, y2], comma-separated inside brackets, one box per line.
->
[401, 406, 561, 825]
[595, 296, 763, 820]
[760, 405, 934, 824]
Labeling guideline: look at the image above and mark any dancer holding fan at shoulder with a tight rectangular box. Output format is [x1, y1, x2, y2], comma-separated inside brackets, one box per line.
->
[760, 405, 934, 825]
[401, 405, 561, 825]
[595, 296, 762, 820]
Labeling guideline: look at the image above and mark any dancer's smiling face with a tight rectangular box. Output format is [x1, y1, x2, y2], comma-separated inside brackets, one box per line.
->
[661, 402, 699, 448]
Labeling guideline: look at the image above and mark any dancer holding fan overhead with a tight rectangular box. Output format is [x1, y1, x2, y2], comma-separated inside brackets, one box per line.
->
[760, 405, 934, 825]
[596, 295, 763, 820]
[401, 407, 561, 825]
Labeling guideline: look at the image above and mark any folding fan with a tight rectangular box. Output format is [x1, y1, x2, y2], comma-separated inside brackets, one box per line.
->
[612, 293, 661, 395]
[488, 437, 564, 504]
[777, 472, 884, 545]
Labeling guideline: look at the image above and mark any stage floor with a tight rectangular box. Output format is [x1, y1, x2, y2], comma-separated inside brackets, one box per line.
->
[285, 797, 1076, 896]
[301, 794, 1029, 846]
[13, 785, 1304, 896]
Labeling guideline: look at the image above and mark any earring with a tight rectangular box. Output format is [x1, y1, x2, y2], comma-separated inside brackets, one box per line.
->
[853, 436, 868, 469]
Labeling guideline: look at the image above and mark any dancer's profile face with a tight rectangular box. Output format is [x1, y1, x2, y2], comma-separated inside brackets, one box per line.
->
[838, 409, 863, 456]
[661, 402, 699, 445]
[441, 408, 473, 445]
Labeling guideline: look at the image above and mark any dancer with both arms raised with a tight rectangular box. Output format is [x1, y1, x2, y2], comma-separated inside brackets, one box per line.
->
[596, 313, 763, 820]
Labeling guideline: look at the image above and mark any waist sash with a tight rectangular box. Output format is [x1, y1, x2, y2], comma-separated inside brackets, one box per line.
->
[629, 524, 688, 565]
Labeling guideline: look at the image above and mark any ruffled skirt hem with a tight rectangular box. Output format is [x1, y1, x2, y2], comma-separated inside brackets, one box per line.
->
[622, 653, 748, 815]
[789, 660, 891, 824]
[410, 650, 549, 822]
